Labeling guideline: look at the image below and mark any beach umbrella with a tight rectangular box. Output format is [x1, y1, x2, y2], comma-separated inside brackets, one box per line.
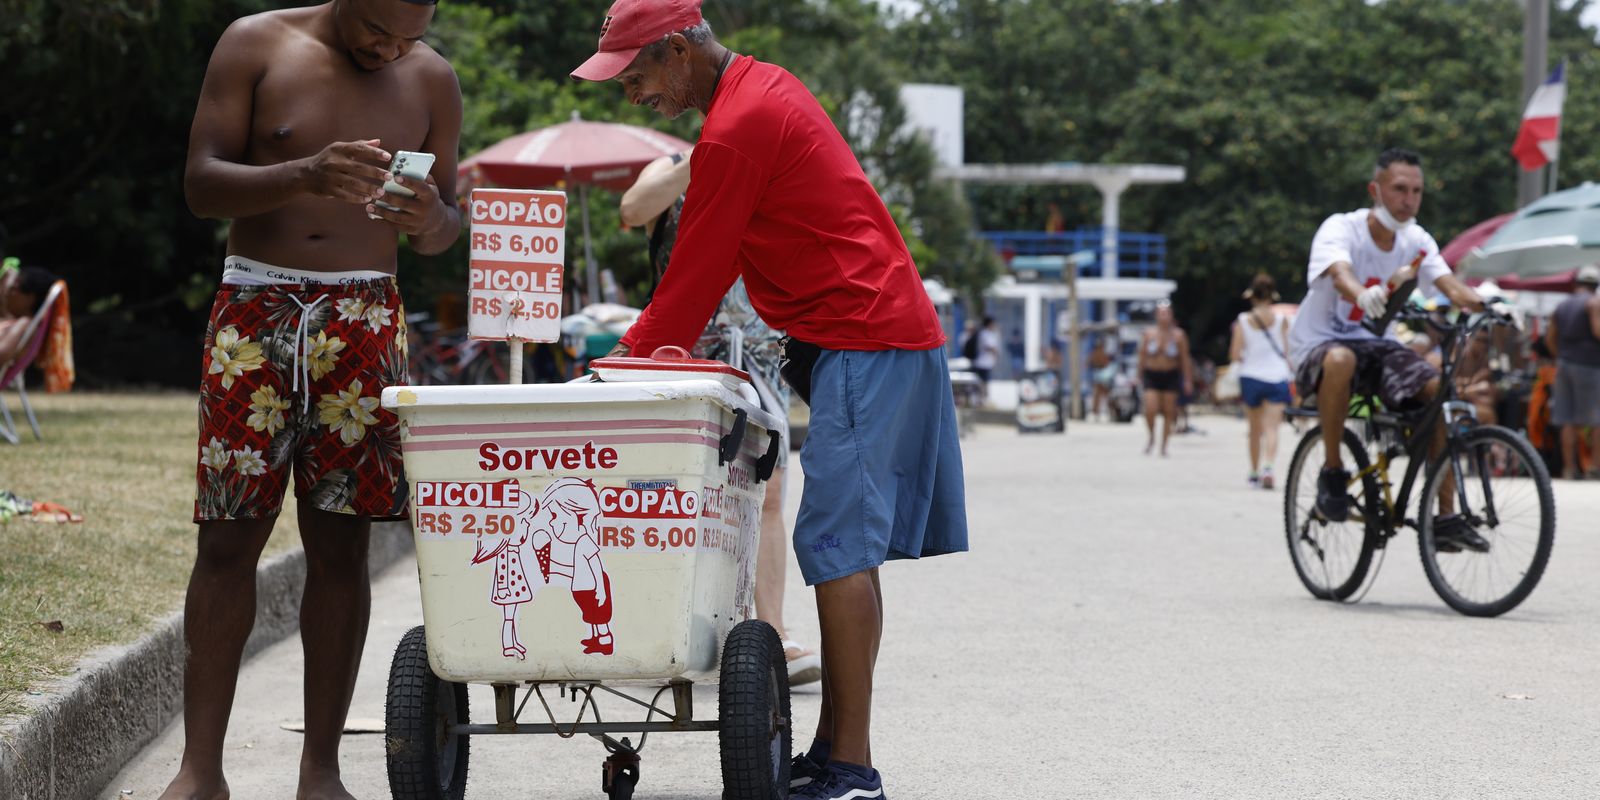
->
[1440, 213, 1513, 269]
[1459, 182, 1600, 280]
[459, 111, 693, 304]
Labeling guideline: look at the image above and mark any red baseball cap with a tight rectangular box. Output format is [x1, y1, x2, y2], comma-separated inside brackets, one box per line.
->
[571, 0, 705, 82]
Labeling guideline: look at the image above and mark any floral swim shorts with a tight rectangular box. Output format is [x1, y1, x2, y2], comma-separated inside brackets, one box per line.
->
[194, 278, 409, 522]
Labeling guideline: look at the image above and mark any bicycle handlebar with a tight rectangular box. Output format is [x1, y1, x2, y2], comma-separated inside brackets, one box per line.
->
[1362, 279, 1516, 340]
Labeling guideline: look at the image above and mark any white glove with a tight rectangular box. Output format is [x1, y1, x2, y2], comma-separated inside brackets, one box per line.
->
[1357, 284, 1390, 320]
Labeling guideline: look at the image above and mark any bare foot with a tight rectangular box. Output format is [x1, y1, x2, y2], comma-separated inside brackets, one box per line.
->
[297, 768, 357, 800]
[157, 770, 229, 800]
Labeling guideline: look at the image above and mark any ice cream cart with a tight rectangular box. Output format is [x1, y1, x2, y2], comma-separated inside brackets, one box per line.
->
[380, 348, 790, 800]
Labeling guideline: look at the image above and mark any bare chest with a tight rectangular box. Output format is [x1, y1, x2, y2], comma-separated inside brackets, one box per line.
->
[247, 51, 431, 165]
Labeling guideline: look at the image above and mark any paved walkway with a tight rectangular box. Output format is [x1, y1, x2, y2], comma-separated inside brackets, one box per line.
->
[104, 416, 1600, 798]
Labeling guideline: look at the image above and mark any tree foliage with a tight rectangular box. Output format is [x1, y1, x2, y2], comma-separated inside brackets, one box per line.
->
[7, 0, 1599, 380]
[893, 0, 1600, 353]
[2, 0, 992, 384]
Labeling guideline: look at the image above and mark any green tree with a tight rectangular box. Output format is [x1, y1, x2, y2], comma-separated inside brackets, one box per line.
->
[894, 0, 1600, 354]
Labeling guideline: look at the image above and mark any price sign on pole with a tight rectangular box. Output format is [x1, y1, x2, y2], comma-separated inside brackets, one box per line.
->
[467, 189, 567, 343]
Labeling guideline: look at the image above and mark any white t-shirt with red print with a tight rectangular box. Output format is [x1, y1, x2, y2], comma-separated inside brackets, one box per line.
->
[1288, 208, 1451, 365]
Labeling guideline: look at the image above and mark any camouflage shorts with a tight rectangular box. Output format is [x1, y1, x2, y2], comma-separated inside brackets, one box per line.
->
[1295, 338, 1439, 411]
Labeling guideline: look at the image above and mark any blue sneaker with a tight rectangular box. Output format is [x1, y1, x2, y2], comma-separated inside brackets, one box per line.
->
[790, 753, 828, 791]
[792, 765, 886, 800]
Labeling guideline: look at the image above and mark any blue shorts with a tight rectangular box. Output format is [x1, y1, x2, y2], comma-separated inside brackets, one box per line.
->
[793, 348, 969, 585]
[1239, 377, 1292, 408]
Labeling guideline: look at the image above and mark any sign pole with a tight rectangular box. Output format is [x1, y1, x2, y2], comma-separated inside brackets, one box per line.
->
[509, 338, 524, 384]
[580, 184, 599, 307]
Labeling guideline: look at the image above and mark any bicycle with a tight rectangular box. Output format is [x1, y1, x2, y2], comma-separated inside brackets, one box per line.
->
[406, 312, 574, 385]
[1283, 291, 1555, 617]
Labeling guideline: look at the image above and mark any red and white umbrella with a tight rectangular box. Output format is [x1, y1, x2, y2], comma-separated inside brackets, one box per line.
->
[458, 112, 693, 305]
[459, 111, 692, 193]
[1441, 213, 1514, 270]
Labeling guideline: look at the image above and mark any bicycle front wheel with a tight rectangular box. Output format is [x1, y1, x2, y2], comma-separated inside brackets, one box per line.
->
[1285, 424, 1380, 601]
[1418, 425, 1555, 617]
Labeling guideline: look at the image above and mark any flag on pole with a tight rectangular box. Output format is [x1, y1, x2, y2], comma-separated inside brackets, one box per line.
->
[1511, 62, 1566, 172]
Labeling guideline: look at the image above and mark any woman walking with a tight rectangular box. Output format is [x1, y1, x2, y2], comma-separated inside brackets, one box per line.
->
[1138, 303, 1193, 456]
[1229, 274, 1294, 488]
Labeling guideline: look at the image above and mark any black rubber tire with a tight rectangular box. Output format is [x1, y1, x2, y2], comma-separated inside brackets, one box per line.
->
[718, 620, 791, 800]
[385, 625, 470, 800]
[1417, 425, 1555, 617]
[1284, 424, 1380, 601]
[607, 770, 636, 800]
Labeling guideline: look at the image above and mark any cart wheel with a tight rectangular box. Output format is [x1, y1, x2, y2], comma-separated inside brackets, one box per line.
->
[603, 749, 640, 800]
[606, 767, 637, 800]
[718, 620, 791, 800]
[385, 625, 470, 800]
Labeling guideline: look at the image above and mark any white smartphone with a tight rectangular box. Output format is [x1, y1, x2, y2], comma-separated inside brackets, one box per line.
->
[373, 150, 436, 213]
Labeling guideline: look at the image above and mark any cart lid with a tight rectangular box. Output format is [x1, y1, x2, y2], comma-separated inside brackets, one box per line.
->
[588, 345, 751, 386]
[380, 379, 782, 436]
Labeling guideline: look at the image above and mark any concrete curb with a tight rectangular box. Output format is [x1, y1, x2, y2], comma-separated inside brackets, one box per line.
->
[0, 521, 414, 800]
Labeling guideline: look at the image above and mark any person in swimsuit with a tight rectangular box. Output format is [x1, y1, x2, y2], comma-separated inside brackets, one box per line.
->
[1138, 302, 1193, 456]
[169, 3, 462, 798]
[0, 265, 59, 364]
[1088, 337, 1115, 422]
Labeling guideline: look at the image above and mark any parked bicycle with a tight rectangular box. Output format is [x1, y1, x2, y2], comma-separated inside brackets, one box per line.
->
[406, 312, 573, 385]
[1283, 291, 1554, 617]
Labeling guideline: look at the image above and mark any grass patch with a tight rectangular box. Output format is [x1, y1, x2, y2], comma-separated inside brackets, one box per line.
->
[0, 391, 303, 719]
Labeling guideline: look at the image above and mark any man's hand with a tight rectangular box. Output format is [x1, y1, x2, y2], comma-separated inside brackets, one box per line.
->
[303, 139, 391, 204]
[1485, 296, 1524, 330]
[366, 174, 449, 238]
[1357, 283, 1390, 319]
[605, 342, 632, 358]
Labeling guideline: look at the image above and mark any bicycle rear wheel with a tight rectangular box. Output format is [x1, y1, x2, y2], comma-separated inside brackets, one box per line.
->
[1284, 424, 1380, 601]
[1418, 425, 1555, 617]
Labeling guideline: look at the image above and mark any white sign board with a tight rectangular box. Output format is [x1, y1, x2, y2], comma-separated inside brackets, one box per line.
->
[899, 83, 965, 169]
[468, 189, 567, 342]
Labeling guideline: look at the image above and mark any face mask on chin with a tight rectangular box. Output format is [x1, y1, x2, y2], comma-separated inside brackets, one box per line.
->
[1371, 203, 1416, 234]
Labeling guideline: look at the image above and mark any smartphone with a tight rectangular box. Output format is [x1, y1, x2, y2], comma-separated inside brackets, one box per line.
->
[373, 150, 436, 213]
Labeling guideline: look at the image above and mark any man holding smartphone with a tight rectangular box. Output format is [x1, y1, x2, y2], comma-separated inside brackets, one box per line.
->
[575, 1, 969, 798]
[165, 2, 461, 799]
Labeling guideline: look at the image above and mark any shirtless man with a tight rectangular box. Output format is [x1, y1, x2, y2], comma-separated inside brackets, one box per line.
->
[165, 2, 460, 799]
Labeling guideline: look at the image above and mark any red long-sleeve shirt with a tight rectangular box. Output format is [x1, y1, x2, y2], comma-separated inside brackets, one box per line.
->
[619, 56, 945, 356]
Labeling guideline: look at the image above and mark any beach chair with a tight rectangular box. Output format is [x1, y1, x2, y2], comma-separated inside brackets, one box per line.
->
[0, 280, 64, 444]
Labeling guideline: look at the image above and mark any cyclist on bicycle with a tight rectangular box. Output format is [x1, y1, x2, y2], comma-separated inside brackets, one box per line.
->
[1287, 148, 1488, 551]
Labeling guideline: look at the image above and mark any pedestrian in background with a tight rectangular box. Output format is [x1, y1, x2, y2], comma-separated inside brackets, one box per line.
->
[973, 316, 1001, 389]
[1138, 302, 1192, 456]
[1229, 273, 1293, 488]
[1546, 264, 1600, 479]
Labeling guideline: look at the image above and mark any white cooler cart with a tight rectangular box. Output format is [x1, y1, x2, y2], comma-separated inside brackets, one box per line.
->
[379, 349, 790, 800]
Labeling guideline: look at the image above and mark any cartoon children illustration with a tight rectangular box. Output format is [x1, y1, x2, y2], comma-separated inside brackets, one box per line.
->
[528, 477, 616, 655]
[470, 487, 541, 660]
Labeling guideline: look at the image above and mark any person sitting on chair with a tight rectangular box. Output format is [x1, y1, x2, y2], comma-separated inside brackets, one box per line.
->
[0, 266, 60, 365]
